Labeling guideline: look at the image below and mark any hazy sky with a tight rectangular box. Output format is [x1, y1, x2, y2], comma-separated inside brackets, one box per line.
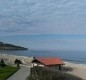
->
[0, 0, 86, 50]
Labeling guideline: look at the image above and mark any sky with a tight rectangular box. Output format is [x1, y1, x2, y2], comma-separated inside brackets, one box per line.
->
[0, 0, 86, 50]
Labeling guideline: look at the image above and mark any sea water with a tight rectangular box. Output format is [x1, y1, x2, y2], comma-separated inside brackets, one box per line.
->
[0, 50, 86, 64]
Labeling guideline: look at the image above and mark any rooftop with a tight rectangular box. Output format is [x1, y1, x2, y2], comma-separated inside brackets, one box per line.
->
[32, 57, 65, 66]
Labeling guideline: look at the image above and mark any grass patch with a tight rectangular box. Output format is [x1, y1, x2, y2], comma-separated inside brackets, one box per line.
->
[0, 65, 19, 80]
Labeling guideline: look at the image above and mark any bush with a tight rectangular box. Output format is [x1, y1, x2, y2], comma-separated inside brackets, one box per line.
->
[0, 59, 6, 67]
[14, 59, 22, 67]
[27, 66, 83, 80]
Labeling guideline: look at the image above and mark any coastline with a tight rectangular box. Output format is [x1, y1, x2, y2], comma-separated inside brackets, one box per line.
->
[0, 53, 86, 80]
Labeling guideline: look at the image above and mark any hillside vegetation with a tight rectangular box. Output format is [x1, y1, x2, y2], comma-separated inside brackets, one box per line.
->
[27, 66, 83, 80]
[0, 42, 28, 50]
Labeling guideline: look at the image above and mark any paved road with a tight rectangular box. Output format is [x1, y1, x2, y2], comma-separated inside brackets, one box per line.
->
[7, 67, 30, 80]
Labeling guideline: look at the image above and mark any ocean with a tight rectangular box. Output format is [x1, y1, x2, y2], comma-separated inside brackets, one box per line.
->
[0, 50, 86, 64]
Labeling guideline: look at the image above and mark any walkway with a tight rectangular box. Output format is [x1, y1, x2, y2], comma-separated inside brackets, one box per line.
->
[7, 66, 30, 80]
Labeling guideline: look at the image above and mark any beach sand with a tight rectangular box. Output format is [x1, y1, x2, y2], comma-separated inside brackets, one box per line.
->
[0, 54, 33, 66]
[64, 62, 86, 80]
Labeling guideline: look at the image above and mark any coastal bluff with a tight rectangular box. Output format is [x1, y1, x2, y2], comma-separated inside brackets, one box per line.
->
[0, 42, 28, 50]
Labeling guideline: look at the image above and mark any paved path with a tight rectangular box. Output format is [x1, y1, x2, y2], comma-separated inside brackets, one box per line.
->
[7, 67, 30, 80]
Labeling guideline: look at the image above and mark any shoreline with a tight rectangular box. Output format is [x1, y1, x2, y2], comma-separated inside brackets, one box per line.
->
[63, 59, 86, 65]
[64, 61, 86, 67]
[0, 53, 86, 79]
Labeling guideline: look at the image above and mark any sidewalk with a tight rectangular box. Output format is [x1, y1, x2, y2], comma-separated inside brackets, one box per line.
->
[7, 67, 30, 80]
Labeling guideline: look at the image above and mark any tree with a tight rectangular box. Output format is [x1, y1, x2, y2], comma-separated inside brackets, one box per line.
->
[14, 59, 22, 67]
[0, 59, 6, 67]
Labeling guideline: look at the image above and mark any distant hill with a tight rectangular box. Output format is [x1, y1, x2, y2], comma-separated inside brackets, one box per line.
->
[0, 42, 28, 50]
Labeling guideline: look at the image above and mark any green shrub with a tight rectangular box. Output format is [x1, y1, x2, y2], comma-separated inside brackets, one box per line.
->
[0, 59, 6, 67]
[14, 59, 22, 67]
[27, 66, 83, 80]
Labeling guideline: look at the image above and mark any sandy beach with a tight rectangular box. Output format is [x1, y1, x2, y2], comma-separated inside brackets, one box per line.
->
[0, 54, 86, 80]
[0, 54, 33, 66]
[64, 62, 86, 80]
